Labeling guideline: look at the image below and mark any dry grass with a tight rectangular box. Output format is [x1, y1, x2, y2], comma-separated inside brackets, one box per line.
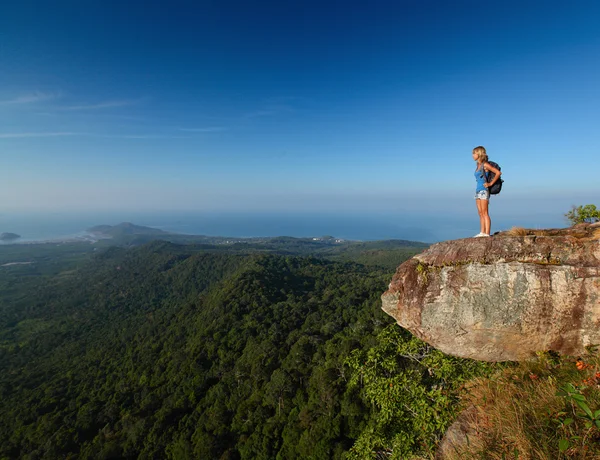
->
[443, 351, 600, 459]
[506, 226, 529, 236]
[503, 226, 600, 240]
[569, 228, 600, 242]
[504, 227, 555, 237]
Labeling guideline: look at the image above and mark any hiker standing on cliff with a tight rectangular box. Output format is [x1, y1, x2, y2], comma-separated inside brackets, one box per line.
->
[473, 146, 501, 237]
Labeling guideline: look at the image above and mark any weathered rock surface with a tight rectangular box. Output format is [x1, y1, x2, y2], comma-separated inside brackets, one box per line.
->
[382, 224, 600, 361]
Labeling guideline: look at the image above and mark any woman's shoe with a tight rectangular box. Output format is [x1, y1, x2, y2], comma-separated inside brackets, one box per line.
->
[474, 232, 486, 237]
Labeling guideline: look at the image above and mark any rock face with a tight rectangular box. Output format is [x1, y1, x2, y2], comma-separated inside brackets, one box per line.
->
[382, 224, 600, 361]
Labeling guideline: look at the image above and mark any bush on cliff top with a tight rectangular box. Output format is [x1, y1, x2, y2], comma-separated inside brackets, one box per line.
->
[565, 204, 600, 225]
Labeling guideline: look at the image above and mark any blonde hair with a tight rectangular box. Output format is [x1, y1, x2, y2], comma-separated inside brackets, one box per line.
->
[473, 146, 488, 164]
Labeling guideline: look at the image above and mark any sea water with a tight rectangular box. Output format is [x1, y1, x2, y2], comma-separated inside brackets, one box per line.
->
[0, 210, 567, 244]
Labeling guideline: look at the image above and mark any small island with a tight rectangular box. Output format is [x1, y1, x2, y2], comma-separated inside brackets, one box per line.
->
[0, 232, 21, 241]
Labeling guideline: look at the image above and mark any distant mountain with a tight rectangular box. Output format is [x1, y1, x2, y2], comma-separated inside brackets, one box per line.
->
[87, 222, 170, 237]
[0, 232, 20, 241]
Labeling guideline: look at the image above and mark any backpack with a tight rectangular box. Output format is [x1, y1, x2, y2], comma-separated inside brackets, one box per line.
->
[484, 161, 503, 195]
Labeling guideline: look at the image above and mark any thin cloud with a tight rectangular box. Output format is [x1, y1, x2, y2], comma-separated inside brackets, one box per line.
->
[243, 108, 281, 118]
[97, 134, 190, 139]
[0, 91, 62, 105]
[59, 98, 147, 110]
[178, 127, 226, 133]
[0, 132, 79, 139]
[0, 132, 186, 140]
[243, 104, 295, 119]
[242, 97, 306, 119]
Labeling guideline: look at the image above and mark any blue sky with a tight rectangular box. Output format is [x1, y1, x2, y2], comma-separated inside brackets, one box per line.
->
[1, 0, 599, 225]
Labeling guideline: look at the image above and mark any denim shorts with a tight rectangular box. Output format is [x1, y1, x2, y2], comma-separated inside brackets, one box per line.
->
[475, 190, 490, 200]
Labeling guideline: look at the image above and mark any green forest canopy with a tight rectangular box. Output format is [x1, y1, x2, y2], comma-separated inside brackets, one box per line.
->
[0, 238, 496, 459]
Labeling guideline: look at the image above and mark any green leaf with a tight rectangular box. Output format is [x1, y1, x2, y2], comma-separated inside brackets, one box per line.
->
[565, 383, 577, 392]
[594, 410, 600, 419]
[571, 393, 586, 402]
[563, 418, 574, 427]
[559, 439, 569, 453]
[575, 399, 594, 419]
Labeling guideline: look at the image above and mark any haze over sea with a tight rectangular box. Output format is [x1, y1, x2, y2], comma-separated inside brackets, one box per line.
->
[0, 205, 573, 244]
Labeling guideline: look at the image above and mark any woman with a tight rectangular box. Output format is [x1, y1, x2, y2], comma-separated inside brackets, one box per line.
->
[472, 146, 501, 237]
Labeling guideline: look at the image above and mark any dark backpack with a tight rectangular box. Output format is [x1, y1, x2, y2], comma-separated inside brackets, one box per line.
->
[483, 161, 503, 195]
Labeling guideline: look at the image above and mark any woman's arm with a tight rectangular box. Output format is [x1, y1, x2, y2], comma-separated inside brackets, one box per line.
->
[483, 162, 502, 188]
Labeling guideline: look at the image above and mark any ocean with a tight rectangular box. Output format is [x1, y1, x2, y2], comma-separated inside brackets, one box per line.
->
[0, 210, 567, 244]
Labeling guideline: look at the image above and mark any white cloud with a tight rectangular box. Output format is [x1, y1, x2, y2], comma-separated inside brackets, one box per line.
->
[243, 101, 297, 119]
[58, 97, 147, 110]
[97, 134, 189, 139]
[0, 132, 189, 140]
[0, 132, 79, 138]
[178, 127, 226, 133]
[0, 91, 62, 105]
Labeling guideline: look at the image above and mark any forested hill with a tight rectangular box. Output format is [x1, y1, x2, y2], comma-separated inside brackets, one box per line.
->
[0, 241, 494, 459]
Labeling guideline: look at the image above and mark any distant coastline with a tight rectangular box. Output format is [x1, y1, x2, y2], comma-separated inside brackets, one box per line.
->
[0, 211, 445, 243]
[0, 210, 569, 243]
[0, 232, 110, 245]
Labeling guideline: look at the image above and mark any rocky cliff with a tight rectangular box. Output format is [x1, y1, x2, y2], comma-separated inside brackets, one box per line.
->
[382, 224, 600, 361]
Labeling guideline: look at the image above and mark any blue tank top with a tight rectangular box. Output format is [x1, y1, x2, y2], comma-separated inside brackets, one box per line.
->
[475, 165, 487, 192]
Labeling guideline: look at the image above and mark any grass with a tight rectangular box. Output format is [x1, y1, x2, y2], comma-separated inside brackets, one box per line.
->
[504, 227, 556, 237]
[445, 349, 600, 459]
[506, 226, 529, 237]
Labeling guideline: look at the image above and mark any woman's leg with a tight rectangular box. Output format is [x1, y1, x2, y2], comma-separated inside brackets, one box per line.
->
[476, 199, 486, 234]
[480, 199, 491, 235]
[476, 199, 491, 235]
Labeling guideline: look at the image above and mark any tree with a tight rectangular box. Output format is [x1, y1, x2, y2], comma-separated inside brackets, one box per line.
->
[565, 204, 600, 225]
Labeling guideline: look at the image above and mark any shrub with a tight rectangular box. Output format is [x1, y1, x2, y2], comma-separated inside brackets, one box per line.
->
[565, 205, 600, 225]
[450, 349, 600, 459]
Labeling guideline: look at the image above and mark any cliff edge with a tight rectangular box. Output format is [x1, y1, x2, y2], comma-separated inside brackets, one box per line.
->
[382, 223, 600, 361]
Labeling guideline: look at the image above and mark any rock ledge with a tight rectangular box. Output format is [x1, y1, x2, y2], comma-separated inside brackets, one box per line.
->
[382, 224, 600, 361]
